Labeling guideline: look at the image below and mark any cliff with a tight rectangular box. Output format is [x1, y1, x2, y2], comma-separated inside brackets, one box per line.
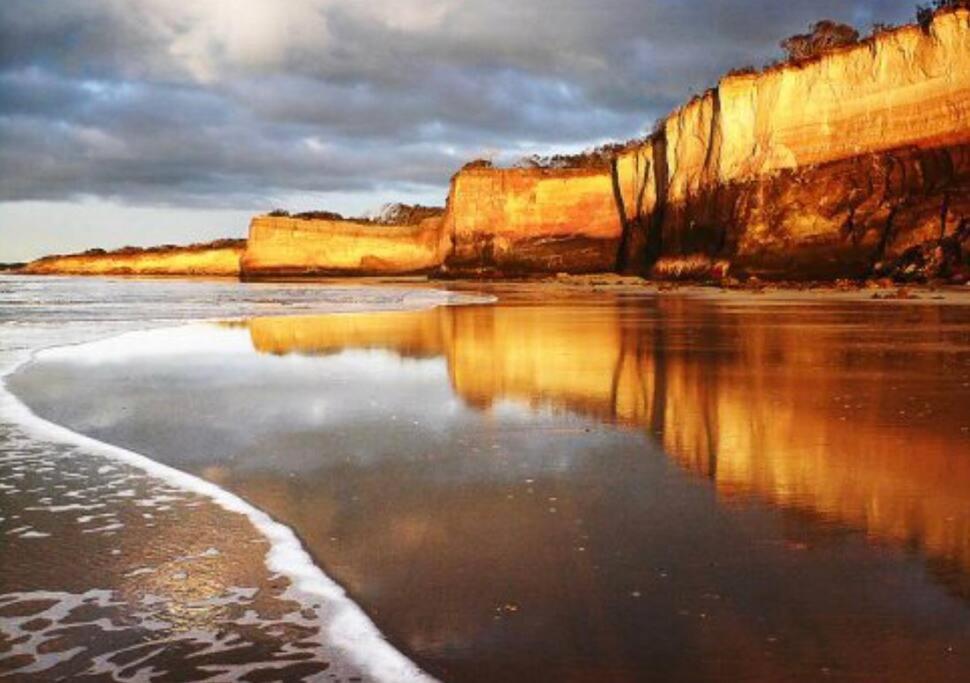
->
[441, 165, 622, 275]
[617, 8, 970, 280]
[443, 9, 970, 280]
[20, 239, 245, 276]
[17, 10, 970, 282]
[240, 208, 447, 279]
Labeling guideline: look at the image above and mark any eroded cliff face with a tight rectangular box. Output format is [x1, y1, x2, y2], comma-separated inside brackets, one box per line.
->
[441, 166, 621, 275]
[20, 240, 245, 276]
[442, 9, 970, 279]
[615, 9, 970, 280]
[240, 213, 447, 279]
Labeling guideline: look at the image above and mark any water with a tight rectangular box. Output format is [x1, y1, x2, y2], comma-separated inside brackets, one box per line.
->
[0, 275, 483, 682]
[3, 275, 970, 681]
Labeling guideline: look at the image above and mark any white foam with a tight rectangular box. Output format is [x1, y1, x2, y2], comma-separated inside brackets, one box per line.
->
[0, 352, 437, 683]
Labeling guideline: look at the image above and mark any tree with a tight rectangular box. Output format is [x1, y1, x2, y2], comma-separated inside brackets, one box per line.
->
[780, 20, 860, 61]
[917, 1, 970, 30]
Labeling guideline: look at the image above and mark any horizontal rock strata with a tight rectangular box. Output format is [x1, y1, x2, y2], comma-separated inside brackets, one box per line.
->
[239, 212, 446, 279]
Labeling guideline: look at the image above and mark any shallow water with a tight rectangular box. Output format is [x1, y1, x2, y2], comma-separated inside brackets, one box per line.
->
[0, 275, 480, 682]
[7, 282, 970, 682]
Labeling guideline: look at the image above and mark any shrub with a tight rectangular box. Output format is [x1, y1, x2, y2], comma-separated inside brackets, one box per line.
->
[780, 20, 860, 61]
[917, 1, 970, 31]
[292, 210, 345, 221]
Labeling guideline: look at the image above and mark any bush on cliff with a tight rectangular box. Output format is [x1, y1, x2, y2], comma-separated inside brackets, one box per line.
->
[515, 140, 644, 170]
[293, 210, 345, 221]
[780, 20, 860, 61]
[372, 203, 444, 225]
[917, 1, 970, 30]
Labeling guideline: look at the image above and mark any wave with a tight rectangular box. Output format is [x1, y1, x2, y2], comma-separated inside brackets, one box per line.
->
[0, 346, 438, 682]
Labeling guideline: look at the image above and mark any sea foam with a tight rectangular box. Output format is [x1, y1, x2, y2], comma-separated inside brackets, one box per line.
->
[0, 361, 437, 682]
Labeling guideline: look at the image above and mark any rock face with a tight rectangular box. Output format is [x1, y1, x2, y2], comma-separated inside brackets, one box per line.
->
[612, 9, 970, 280]
[20, 240, 245, 276]
[441, 165, 622, 275]
[442, 9, 970, 279]
[240, 212, 447, 279]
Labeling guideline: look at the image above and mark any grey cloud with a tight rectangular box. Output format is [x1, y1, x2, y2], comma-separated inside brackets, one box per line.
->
[0, 0, 916, 209]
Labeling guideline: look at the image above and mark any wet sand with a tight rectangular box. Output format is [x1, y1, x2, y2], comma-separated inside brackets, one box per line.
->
[8, 285, 970, 682]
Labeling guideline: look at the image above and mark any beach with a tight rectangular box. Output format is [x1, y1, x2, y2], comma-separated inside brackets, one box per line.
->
[2, 275, 969, 681]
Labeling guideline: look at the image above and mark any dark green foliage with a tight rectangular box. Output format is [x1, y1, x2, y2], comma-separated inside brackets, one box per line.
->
[780, 20, 860, 61]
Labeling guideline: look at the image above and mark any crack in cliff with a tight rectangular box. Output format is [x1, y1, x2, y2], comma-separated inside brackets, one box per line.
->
[611, 157, 632, 272]
[873, 205, 899, 272]
[941, 190, 951, 238]
[647, 133, 670, 267]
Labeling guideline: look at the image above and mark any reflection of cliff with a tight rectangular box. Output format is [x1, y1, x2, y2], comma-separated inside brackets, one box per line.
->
[247, 301, 970, 587]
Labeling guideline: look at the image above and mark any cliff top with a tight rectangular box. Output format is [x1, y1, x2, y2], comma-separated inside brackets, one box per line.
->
[263, 203, 444, 226]
[28, 238, 247, 264]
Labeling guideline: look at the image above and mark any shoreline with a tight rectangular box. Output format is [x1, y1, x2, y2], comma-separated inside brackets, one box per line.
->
[7, 287, 970, 681]
[0, 278, 497, 682]
[8, 270, 969, 306]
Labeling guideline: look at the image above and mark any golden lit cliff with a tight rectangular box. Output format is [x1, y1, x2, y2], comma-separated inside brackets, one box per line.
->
[611, 8, 970, 279]
[441, 165, 623, 274]
[240, 209, 447, 279]
[20, 240, 245, 276]
[19, 9, 970, 281]
[440, 9, 970, 279]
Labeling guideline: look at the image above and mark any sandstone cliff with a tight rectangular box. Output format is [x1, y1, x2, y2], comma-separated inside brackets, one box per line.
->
[240, 208, 446, 279]
[444, 9, 970, 280]
[620, 9, 970, 279]
[19, 10, 970, 282]
[20, 239, 245, 276]
[441, 164, 622, 275]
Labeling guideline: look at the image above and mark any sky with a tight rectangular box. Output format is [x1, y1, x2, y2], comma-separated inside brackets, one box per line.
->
[0, 0, 914, 262]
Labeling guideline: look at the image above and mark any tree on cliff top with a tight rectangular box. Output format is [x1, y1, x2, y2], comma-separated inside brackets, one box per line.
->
[917, 0, 970, 30]
[780, 20, 859, 61]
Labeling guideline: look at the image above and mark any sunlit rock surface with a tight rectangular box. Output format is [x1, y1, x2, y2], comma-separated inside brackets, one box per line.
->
[240, 212, 447, 279]
[446, 9, 970, 278]
[614, 9, 970, 279]
[20, 240, 245, 276]
[441, 166, 622, 275]
[17, 11, 970, 281]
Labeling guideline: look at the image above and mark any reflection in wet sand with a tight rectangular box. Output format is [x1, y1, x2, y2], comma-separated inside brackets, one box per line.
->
[249, 299, 970, 593]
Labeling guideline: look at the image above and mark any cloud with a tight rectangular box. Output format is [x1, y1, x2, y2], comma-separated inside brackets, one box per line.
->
[0, 0, 915, 212]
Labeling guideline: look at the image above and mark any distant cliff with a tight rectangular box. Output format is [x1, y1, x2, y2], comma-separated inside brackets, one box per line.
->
[20, 239, 245, 276]
[239, 207, 446, 279]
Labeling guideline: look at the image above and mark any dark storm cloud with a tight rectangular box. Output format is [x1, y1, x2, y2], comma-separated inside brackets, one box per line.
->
[0, 0, 914, 208]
